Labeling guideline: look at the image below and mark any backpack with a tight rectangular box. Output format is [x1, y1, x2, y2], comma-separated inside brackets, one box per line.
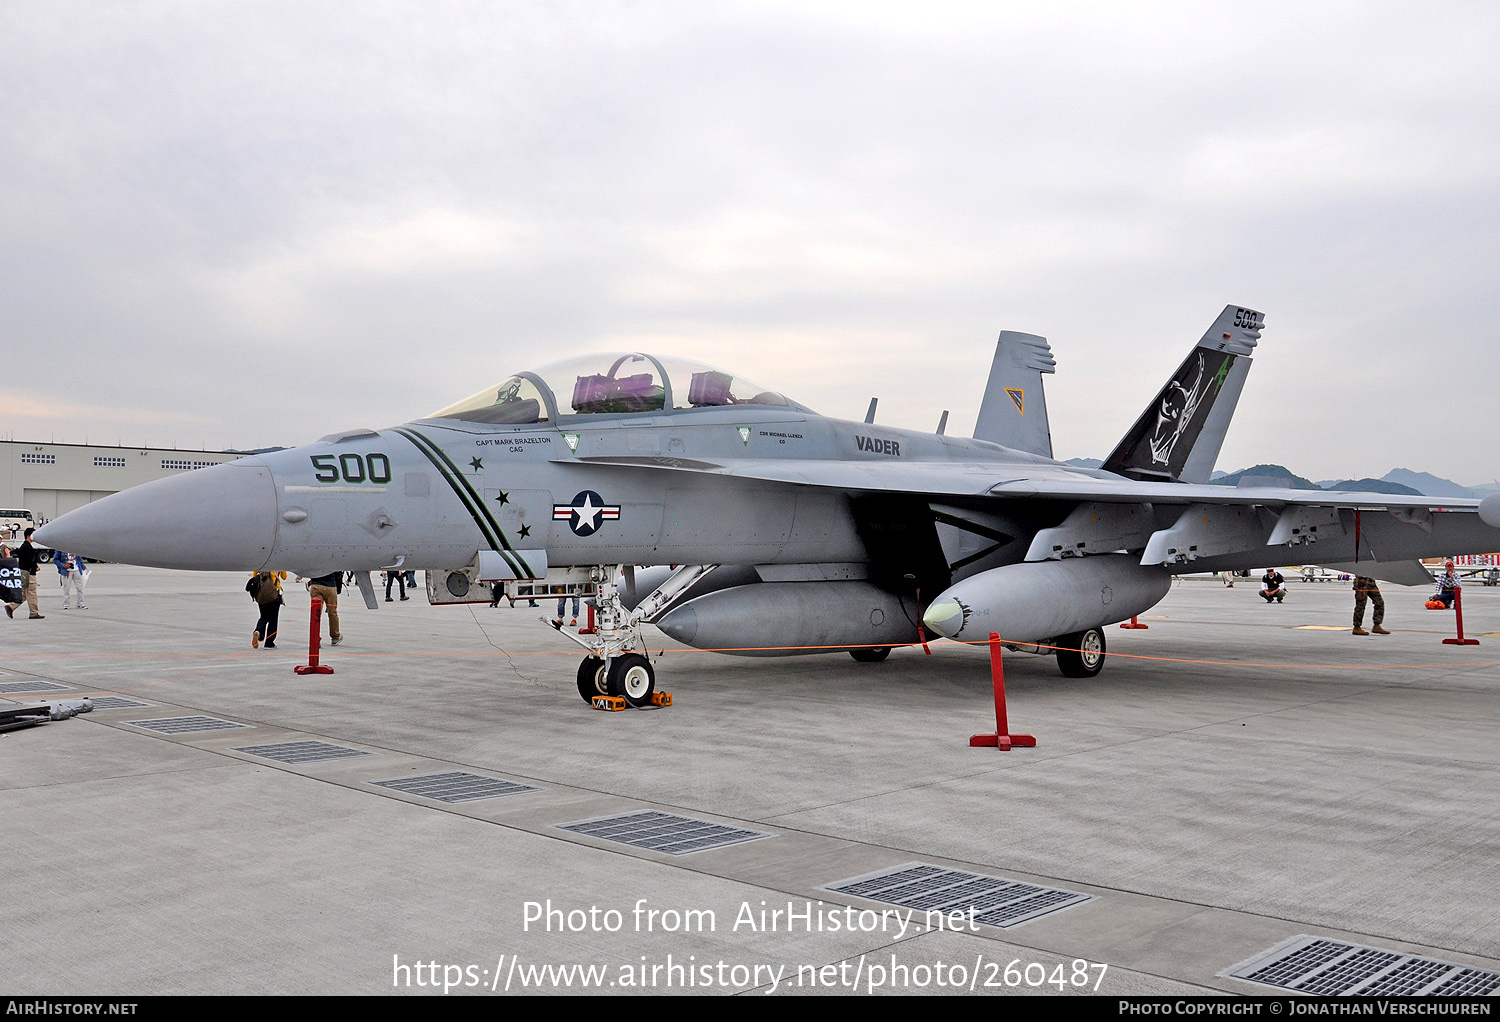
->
[253, 572, 280, 604]
[245, 575, 261, 601]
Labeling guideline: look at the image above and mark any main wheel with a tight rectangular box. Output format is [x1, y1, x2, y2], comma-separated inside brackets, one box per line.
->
[849, 646, 891, 663]
[576, 656, 608, 703]
[1056, 627, 1106, 678]
[607, 653, 656, 708]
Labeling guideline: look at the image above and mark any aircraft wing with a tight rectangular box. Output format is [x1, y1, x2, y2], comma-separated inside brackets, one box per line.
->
[568, 455, 1478, 511]
[570, 453, 1489, 571]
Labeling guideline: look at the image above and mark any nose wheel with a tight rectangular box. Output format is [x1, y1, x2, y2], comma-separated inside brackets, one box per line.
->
[576, 653, 657, 708]
[608, 653, 656, 707]
[577, 657, 609, 702]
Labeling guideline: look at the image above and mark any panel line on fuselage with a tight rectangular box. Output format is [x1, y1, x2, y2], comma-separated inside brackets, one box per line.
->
[391, 426, 534, 578]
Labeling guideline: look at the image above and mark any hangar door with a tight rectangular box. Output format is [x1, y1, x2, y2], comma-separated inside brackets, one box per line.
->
[24, 489, 113, 522]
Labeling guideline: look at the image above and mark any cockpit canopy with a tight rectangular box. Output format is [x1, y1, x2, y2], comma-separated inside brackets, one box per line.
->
[430, 353, 808, 424]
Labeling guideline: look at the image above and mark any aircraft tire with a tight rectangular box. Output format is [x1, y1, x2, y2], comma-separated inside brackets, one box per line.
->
[849, 646, 891, 663]
[608, 653, 656, 708]
[1056, 627, 1106, 678]
[577, 657, 609, 703]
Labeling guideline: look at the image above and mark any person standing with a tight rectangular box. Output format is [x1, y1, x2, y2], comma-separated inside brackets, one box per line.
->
[0, 546, 23, 618]
[17, 528, 45, 619]
[250, 570, 286, 648]
[384, 568, 408, 602]
[308, 571, 344, 646]
[1351, 575, 1389, 635]
[54, 550, 87, 610]
[554, 594, 580, 627]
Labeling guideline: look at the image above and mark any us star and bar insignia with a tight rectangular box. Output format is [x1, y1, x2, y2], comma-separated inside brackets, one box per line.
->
[553, 490, 621, 537]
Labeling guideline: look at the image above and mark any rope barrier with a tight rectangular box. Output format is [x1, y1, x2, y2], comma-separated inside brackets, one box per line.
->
[6, 635, 1499, 671]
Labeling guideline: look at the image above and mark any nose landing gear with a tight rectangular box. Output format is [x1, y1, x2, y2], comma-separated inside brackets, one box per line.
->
[551, 564, 711, 708]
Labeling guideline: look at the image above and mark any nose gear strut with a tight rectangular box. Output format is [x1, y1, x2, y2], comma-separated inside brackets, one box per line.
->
[539, 564, 716, 707]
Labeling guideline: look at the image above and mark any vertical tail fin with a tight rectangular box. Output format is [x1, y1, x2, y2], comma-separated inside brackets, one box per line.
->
[1102, 305, 1263, 483]
[973, 331, 1056, 457]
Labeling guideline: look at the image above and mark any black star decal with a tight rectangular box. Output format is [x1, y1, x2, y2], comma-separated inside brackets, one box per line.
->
[469, 457, 483, 471]
[517, 524, 531, 539]
[494, 490, 509, 504]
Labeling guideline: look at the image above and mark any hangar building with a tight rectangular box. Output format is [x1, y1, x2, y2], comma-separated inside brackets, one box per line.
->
[0, 440, 246, 523]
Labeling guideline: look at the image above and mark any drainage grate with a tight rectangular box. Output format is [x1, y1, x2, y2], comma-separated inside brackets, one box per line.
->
[0, 681, 70, 694]
[234, 740, 371, 764]
[826, 863, 1092, 928]
[88, 696, 151, 710]
[371, 771, 537, 802]
[126, 715, 250, 734]
[1230, 935, 1500, 996]
[558, 811, 768, 855]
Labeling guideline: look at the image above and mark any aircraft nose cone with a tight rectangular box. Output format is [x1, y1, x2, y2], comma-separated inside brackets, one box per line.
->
[922, 598, 966, 639]
[35, 462, 277, 570]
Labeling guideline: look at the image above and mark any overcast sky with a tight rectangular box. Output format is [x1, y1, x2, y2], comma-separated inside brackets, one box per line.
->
[5, 1, 1498, 484]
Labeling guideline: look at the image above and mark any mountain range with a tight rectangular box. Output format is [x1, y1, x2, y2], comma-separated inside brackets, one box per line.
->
[1061, 460, 1497, 499]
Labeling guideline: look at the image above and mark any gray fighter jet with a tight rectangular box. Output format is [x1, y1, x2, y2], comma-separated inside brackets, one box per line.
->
[36, 305, 1500, 706]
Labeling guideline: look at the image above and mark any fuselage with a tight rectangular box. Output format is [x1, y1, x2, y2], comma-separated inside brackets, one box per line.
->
[35, 402, 1068, 579]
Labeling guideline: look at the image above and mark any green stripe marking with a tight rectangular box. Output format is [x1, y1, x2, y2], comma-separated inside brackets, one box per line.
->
[393, 428, 537, 578]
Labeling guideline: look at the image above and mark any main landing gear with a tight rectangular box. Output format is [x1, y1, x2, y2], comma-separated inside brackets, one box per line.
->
[1055, 627, 1106, 678]
[551, 565, 714, 708]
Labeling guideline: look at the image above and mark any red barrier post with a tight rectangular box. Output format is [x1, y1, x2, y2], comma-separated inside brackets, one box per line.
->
[295, 596, 336, 675]
[1120, 616, 1148, 629]
[1443, 586, 1480, 646]
[578, 601, 598, 635]
[970, 632, 1035, 750]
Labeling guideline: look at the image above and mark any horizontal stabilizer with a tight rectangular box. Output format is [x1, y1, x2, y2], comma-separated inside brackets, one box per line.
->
[973, 331, 1055, 457]
[1104, 305, 1263, 483]
[1318, 560, 1434, 587]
